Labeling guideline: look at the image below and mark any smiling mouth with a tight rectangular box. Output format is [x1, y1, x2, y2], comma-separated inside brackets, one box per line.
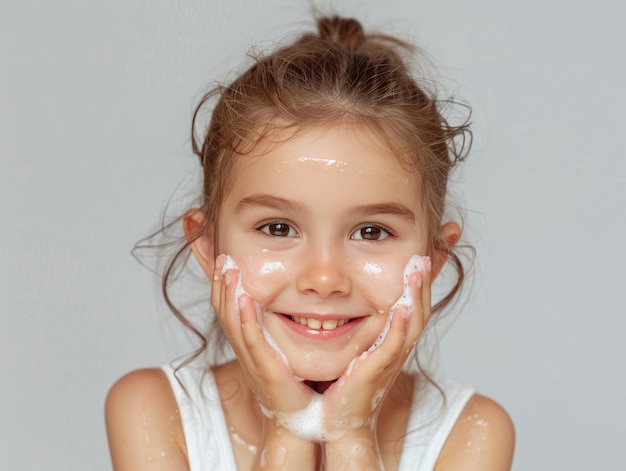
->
[288, 316, 352, 330]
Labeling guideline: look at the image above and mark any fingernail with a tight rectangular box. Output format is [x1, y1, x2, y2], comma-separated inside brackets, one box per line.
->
[409, 272, 422, 289]
[401, 305, 412, 320]
[224, 270, 233, 285]
[423, 256, 431, 274]
[213, 255, 225, 282]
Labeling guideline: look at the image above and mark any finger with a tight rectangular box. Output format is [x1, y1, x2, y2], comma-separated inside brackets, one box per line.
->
[218, 267, 251, 361]
[238, 294, 268, 363]
[238, 295, 290, 380]
[210, 254, 226, 315]
[374, 305, 412, 368]
[403, 271, 424, 348]
[237, 294, 310, 408]
[421, 255, 432, 327]
[341, 306, 410, 387]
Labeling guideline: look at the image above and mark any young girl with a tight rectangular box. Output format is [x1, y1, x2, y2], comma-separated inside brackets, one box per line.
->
[106, 15, 515, 471]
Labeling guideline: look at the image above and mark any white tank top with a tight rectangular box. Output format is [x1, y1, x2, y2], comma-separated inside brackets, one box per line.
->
[161, 363, 475, 471]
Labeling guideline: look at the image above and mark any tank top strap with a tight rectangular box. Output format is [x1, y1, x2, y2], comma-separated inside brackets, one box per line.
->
[398, 377, 475, 470]
[161, 363, 238, 471]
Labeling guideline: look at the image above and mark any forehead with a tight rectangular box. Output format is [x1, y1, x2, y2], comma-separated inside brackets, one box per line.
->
[231, 123, 418, 192]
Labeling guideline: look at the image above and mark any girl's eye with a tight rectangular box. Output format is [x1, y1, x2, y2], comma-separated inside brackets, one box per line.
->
[351, 226, 391, 241]
[258, 222, 297, 237]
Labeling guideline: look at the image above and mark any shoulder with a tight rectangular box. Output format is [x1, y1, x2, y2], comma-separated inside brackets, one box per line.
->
[105, 368, 189, 470]
[435, 394, 515, 471]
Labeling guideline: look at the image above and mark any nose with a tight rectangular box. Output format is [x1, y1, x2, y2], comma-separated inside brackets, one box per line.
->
[296, 245, 351, 298]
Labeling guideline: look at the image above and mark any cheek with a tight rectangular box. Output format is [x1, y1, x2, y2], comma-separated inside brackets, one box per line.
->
[236, 253, 289, 302]
[356, 259, 407, 310]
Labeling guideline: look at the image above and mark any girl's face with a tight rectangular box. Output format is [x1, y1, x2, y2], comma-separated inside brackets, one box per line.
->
[215, 124, 429, 382]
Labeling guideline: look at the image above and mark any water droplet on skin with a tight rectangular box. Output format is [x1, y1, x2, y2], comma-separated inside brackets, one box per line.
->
[370, 388, 385, 411]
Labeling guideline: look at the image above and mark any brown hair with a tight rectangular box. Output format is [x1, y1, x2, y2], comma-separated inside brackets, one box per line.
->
[150, 15, 472, 370]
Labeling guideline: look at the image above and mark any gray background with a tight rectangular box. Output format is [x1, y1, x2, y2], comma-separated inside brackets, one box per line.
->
[2, 0, 625, 469]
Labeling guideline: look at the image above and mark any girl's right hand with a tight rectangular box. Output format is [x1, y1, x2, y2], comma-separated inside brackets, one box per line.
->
[212, 255, 315, 415]
[212, 255, 317, 469]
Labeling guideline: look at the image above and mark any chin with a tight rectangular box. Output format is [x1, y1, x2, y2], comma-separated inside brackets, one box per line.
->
[290, 352, 357, 383]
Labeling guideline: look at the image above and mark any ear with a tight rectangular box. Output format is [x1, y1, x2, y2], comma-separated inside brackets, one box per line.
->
[183, 209, 215, 278]
[431, 221, 461, 280]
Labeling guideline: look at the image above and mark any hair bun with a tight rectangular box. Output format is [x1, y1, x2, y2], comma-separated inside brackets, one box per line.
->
[317, 16, 366, 49]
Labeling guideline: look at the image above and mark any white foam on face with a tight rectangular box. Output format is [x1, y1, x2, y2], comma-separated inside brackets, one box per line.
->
[363, 262, 382, 274]
[259, 261, 286, 275]
[368, 255, 425, 352]
[221, 255, 291, 370]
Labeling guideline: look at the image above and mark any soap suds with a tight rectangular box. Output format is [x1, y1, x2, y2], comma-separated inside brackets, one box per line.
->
[363, 262, 382, 274]
[259, 261, 286, 276]
[368, 255, 425, 351]
[261, 393, 327, 441]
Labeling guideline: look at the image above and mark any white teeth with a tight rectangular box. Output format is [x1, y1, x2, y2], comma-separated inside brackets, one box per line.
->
[321, 319, 337, 330]
[292, 316, 348, 330]
[307, 318, 322, 329]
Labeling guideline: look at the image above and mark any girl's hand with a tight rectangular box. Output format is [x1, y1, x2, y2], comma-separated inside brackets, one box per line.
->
[212, 255, 314, 417]
[212, 255, 318, 470]
[321, 256, 431, 467]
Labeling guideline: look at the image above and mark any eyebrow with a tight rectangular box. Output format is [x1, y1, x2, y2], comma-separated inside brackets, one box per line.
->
[349, 203, 416, 223]
[235, 194, 303, 213]
[236, 194, 415, 223]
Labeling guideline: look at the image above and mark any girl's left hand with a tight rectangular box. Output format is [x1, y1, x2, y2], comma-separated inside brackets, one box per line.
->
[321, 256, 431, 464]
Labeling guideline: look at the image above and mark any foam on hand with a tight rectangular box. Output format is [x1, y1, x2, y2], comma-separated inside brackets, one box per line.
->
[367, 255, 425, 352]
[260, 393, 328, 441]
[221, 255, 246, 314]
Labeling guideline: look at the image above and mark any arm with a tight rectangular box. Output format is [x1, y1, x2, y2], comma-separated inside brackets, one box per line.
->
[105, 368, 189, 471]
[435, 394, 515, 471]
